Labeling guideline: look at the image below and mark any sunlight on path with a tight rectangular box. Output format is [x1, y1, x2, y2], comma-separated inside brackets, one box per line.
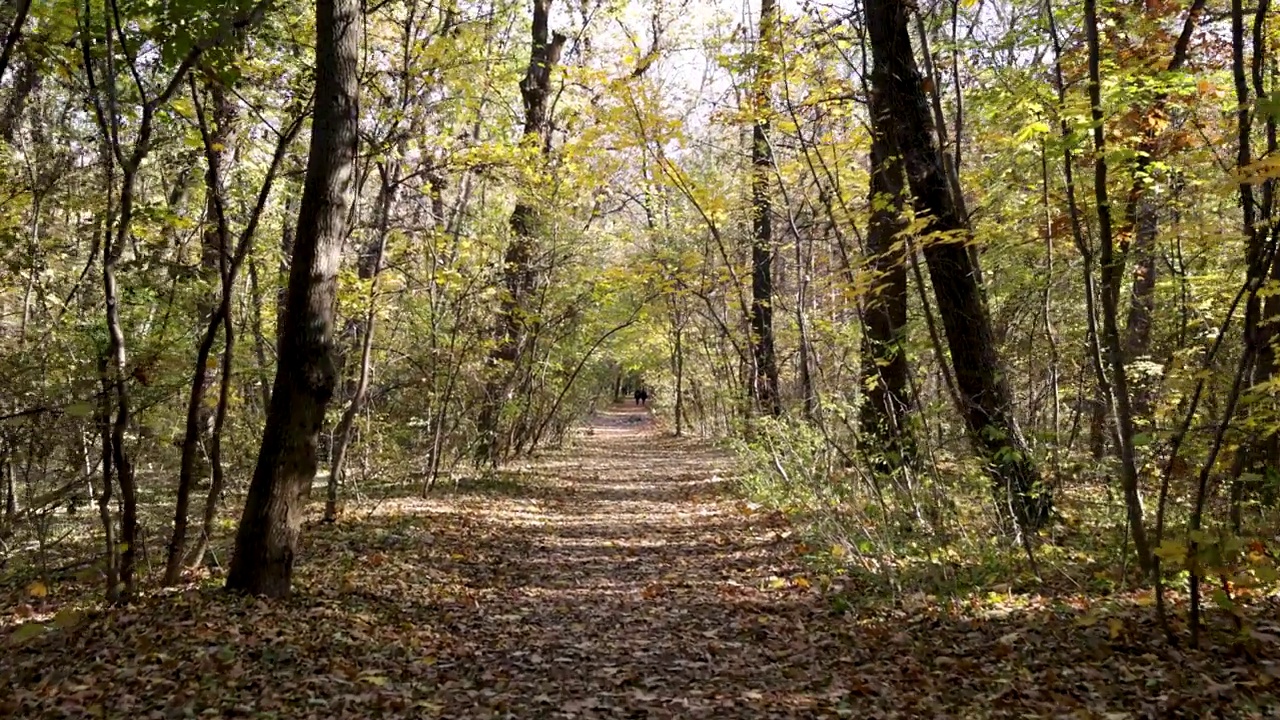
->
[7, 404, 1266, 718]
[412, 403, 848, 718]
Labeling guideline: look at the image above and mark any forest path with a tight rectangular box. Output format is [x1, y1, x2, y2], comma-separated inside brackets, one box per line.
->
[406, 401, 847, 717]
[6, 404, 1276, 718]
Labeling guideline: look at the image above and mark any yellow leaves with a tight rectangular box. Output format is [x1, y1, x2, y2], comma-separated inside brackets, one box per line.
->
[1238, 155, 1280, 185]
[171, 96, 196, 120]
[26, 580, 47, 599]
[1154, 538, 1187, 565]
[1075, 611, 1099, 628]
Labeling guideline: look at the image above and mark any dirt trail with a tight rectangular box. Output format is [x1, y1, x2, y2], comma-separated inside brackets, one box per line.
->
[7, 404, 1275, 719]
[419, 403, 839, 717]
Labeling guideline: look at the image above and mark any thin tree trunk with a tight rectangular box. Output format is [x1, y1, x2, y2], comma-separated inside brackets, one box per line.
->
[170, 82, 300, 579]
[673, 321, 685, 436]
[186, 280, 236, 569]
[95, 354, 117, 599]
[1238, 0, 1279, 501]
[325, 165, 397, 522]
[1121, 0, 1206, 412]
[748, 0, 780, 417]
[1084, 0, 1153, 575]
[226, 0, 361, 598]
[1045, 0, 1110, 469]
[247, 257, 273, 410]
[865, 0, 1050, 531]
[3, 441, 16, 521]
[0, 55, 39, 143]
[166, 81, 239, 585]
[0, 0, 31, 85]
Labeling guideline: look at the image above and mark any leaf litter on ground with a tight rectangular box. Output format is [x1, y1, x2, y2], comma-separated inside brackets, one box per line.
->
[3, 405, 1279, 718]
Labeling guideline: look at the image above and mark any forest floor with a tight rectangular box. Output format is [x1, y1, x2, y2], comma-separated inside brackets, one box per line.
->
[4, 403, 1280, 718]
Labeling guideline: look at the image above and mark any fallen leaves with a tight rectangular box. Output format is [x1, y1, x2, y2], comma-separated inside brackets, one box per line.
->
[2, 406, 1278, 718]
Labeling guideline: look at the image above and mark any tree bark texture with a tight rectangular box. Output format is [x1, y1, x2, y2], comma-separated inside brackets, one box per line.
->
[1085, 0, 1154, 573]
[476, 0, 565, 462]
[748, 0, 780, 416]
[860, 108, 912, 468]
[225, 0, 360, 598]
[864, 0, 1049, 530]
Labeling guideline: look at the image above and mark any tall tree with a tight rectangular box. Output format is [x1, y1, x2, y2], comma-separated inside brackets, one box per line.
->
[863, 0, 1050, 530]
[1120, 0, 1206, 412]
[225, 0, 361, 598]
[476, 0, 566, 462]
[1084, 0, 1154, 574]
[1234, 0, 1278, 508]
[748, 0, 780, 416]
[166, 77, 240, 585]
[860, 106, 912, 471]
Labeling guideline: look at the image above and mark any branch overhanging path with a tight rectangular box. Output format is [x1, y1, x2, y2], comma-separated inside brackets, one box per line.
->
[5, 404, 1280, 717]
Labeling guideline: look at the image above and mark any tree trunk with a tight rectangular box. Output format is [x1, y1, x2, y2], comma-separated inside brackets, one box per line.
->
[166, 81, 239, 585]
[1084, 0, 1154, 574]
[248, 257, 273, 410]
[0, 54, 39, 143]
[673, 323, 685, 436]
[325, 164, 397, 522]
[0, 0, 32, 85]
[1120, 0, 1206, 413]
[860, 108, 912, 471]
[225, 0, 360, 598]
[2, 446, 15, 521]
[1123, 197, 1158, 415]
[748, 0, 780, 416]
[476, 0, 565, 463]
[95, 354, 118, 599]
[864, 0, 1049, 531]
[1234, 0, 1278, 512]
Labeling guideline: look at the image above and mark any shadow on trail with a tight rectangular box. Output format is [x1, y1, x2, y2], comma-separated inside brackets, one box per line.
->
[4, 403, 1279, 718]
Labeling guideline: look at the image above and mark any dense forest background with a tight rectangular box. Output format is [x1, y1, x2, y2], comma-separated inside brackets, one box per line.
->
[1, 0, 1279, 650]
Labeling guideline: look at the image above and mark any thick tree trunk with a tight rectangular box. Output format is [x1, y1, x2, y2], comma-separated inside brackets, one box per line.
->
[860, 112, 912, 469]
[864, 0, 1049, 531]
[225, 0, 360, 598]
[476, 0, 565, 463]
[748, 0, 780, 417]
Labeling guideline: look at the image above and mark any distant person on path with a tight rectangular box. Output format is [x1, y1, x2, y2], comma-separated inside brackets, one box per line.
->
[634, 388, 648, 406]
